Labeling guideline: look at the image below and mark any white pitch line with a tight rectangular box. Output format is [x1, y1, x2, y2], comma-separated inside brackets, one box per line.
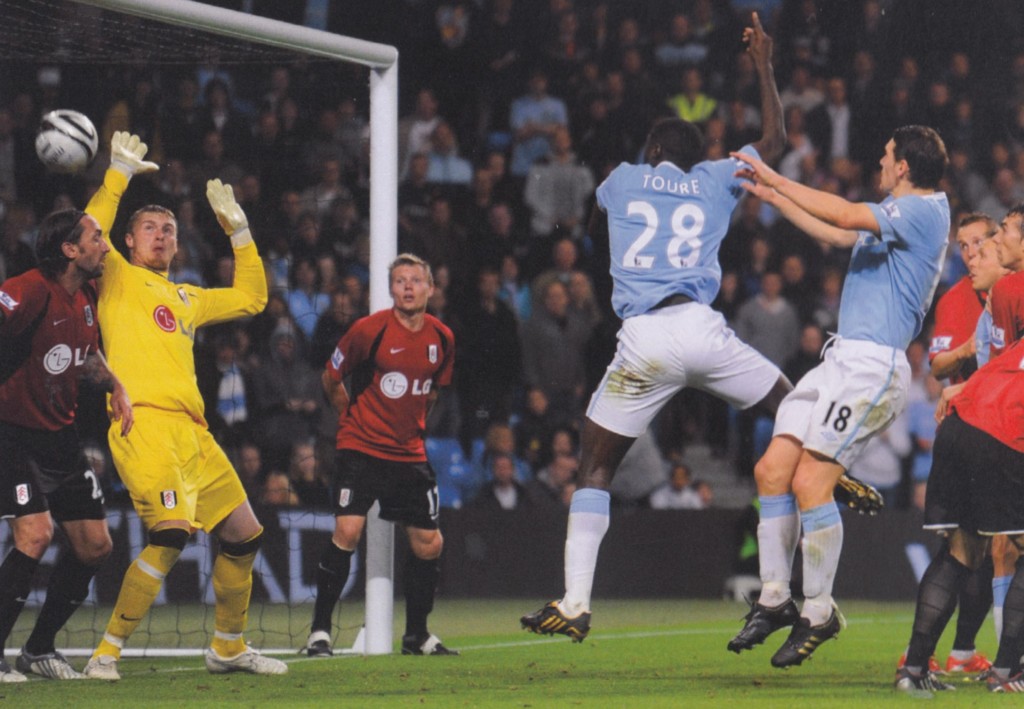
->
[145, 613, 916, 674]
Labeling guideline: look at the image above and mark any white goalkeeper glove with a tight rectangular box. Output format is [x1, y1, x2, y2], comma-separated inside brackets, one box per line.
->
[110, 131, 159, 178]
[206, 178, 253, 248]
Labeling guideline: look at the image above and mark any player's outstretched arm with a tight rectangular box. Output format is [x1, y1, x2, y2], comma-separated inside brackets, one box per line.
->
[86, 131, 160, 260]
[207, 178, 253, 249]
[197, 179, 268, 322]
[745, 12, 784, 164]
[738, 177, 859, 248]
[731, 151, 878, 233]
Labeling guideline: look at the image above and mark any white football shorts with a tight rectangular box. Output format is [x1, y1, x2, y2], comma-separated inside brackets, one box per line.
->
[773, 337, 910, 470]
[586, 301, 781, 438]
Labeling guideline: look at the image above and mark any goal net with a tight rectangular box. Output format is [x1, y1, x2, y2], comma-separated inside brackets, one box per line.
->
[0, 0, 399, 656]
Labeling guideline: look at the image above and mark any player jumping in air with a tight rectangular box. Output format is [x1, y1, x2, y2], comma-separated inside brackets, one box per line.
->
[728, 125, 949, 667]
[519, 12, 793, 643]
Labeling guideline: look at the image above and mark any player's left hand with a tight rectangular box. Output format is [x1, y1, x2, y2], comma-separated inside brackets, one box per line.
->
[110, 381, 134, 437]
[742, 12, 773, 66]
[206, 179, 253, 247]
[731, 150, 782, 189]
[834, 473, 883, 516]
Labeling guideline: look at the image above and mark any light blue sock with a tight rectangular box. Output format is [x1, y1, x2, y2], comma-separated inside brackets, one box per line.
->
[993, 574, 1012, 640]
[562, 489, 611, 616]
[800, 502, 843, 625]
[757, 494, 799, 607]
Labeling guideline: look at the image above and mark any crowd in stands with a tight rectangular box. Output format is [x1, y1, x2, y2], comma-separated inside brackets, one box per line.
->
[1, 0, 1022, 511]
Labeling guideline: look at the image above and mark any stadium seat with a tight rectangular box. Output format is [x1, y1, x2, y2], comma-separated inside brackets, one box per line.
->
[426, 437, 485, 506]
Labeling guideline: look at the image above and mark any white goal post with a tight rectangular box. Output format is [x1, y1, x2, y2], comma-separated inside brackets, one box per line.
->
[69, 0, 400, 656]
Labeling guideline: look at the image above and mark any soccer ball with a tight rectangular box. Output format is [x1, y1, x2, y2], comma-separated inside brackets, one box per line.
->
[35, 109, 99, 174]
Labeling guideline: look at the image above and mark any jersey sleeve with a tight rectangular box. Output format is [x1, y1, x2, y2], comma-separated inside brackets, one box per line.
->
[435, 327, 455, 387]
[928, 283, 974, 362]
[193, 242, 268, 327]
[713, 144, 761, 197]
[0, 276, 46, 335]
[989, 277, 1024, 358]
[326, 319, 369, 381]
[595, 163, 628, 212]
[85, 168, 131, 288]
[866, 195, 943, 248]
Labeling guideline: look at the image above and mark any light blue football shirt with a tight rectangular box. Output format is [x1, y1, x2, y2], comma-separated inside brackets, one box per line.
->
[838, 192, 950, 348]
[596, 146, 757, 319]
[975, 308, 993, 368]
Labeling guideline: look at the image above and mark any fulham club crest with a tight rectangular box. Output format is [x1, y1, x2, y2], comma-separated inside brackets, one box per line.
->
[177, 287, 190, 306]
[84, 305, 94, 327]
[428, 344, 438, 364]
[338, 488, 351, 507]
[161, 490, 178, 509]
[15, 484, 31, 506]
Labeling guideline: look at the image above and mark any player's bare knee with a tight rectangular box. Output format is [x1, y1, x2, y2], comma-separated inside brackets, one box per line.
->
[75, 534, 113, 565]
[17, 533, 52, 559]
[754, 456, 793, 495]
[410, 531, 443, 560]
[13, 515, 54, 558]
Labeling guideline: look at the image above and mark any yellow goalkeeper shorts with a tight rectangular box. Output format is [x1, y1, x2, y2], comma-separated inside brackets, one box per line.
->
[108, 407, 247, 531]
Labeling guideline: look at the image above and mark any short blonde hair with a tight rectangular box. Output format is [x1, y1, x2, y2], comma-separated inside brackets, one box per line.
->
[388, 252, 433, 285]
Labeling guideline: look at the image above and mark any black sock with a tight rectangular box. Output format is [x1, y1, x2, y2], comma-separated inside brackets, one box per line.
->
[952, 555, 993, 652]
[404, 555, 438, 640]
[24, 553, 99, 655]
[311, 543, 353, 634]
[0, 549, 40, 649]
[994, 555, 1024, 673]
[906, 545, 970, 669]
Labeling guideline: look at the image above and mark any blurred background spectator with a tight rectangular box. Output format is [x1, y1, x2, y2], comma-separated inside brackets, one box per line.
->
[7, 0, 1018, 511]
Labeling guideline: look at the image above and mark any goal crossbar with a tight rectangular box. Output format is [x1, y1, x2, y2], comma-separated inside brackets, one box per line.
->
[71, 0, 397, 68]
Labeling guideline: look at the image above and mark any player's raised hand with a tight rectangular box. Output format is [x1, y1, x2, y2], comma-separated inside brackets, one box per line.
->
[743, 12, 773, 67]
[110, 131, 159, 177]
[206, 178, 253, 247]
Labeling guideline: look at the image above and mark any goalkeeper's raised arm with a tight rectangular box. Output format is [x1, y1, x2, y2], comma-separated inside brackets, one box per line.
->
[85, 131, 160, 281]
[196, 179, 268, 326]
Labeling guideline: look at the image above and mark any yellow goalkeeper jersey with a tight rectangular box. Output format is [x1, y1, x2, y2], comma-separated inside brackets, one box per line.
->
[86, 169, 267, 425]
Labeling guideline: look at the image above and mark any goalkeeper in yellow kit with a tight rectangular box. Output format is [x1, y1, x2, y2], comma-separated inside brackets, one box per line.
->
[82, 133, 286, 679]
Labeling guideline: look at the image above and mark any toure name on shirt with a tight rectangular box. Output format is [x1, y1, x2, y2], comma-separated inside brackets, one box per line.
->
[641, 174, 702, 195]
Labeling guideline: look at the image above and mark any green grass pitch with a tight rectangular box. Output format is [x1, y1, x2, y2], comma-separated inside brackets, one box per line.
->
[3, 599, 993, 707]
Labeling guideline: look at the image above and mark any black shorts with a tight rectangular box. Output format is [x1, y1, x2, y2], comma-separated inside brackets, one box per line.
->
[0, 421, 105, 522]
[924, 413, 1024, 535]
[331, 449, 439, 530]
